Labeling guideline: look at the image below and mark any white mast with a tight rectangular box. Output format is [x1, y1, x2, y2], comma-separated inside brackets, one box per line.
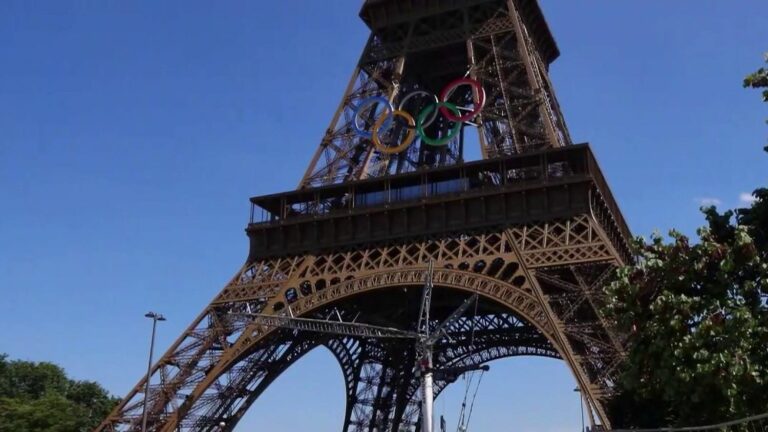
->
[417, 261, 435, 432]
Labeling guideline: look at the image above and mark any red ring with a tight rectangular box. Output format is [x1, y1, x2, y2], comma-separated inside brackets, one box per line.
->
[438, 78, 486, 122]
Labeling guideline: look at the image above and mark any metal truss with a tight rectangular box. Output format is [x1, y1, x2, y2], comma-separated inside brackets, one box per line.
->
[508, 214, 624, 269]
[468, 2, 570, 158]
[97, 1, 631, 431]
[131, 311, 556, 432]
[340, 312, 558, 432]
[243, 313, 419, 340]
[535, 265, 626, 401]
[346, 313, 560, 432]
[97, 218, 627, 431]
[299, 53, 465, 188]
[300, 0, 570, 188]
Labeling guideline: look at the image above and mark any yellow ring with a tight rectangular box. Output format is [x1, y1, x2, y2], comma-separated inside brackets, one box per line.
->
[371, 110, 417, 154]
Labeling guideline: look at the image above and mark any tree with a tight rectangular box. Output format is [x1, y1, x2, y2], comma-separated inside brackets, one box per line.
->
[604, 56, 768, 427]
[0, 356, 69, 400]
[0, 354, 118, 432]
[744, 53, 768, 104]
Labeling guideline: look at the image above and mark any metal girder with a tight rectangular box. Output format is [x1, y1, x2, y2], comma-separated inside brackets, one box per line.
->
[533, 263, 627, 418]
[340, 312, 557, 432]
[300, 0, 569, 188]
[426, 294, 479, 346]
[98, 219, 629, 431]
[96, 1, 632, 431]
[243, 313, 419, 340]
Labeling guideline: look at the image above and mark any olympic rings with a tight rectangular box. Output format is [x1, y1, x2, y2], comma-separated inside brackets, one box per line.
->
[372, 110, 416, 154]
[352, 96, 393, 139]
[397, 90, 439, 129]
[352, 77, 485, 153]
[439, 78, 486, 122]
[417, 102, 462, 147]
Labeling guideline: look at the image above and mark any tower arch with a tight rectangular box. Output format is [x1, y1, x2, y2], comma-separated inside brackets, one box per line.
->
[96, 0, 631, 430]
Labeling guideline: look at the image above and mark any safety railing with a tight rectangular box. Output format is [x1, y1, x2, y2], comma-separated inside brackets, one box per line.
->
[248, 144, 630, 233]
[251, 145, 586, 223]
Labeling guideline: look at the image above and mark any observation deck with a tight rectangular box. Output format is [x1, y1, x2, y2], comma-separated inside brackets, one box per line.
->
[248, 144, 631, 263]
[359, 0, 560, 64]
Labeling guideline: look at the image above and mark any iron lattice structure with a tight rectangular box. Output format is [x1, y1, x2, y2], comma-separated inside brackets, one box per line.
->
[97, 1, 632, 431]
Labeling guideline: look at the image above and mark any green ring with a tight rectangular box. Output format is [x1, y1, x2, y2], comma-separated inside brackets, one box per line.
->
[416, 102, 462, 147]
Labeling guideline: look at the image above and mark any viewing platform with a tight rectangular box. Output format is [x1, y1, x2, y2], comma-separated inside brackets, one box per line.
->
[248, 144, 631, 262]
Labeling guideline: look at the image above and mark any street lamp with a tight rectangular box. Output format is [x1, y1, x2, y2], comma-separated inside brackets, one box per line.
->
[142, 312, 166, 432]
[574, 387, 585, 432]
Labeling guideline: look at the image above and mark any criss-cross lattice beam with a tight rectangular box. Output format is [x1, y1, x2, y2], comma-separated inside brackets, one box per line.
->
[97, 220, 626, 432]
[300, 0, 570, 188]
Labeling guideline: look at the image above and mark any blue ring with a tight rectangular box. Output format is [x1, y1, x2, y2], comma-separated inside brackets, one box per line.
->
[352, 96, 394, 139]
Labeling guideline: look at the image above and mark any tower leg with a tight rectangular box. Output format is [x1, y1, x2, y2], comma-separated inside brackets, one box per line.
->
[342, 339, 418, 432]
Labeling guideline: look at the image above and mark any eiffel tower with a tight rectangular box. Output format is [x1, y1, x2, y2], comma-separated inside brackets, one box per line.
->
[97, 1, 632, 431]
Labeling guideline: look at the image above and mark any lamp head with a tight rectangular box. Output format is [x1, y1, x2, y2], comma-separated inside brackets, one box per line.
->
[145, 312, 166, 321]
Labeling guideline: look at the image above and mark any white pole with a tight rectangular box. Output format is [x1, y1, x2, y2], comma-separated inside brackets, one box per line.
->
[141, 317, 157, 432]
[421, 347, 434, 432]
[142, 312, 165, 432]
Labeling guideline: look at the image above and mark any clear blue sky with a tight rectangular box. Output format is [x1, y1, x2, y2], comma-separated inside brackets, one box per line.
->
[1, 1, 766, 431]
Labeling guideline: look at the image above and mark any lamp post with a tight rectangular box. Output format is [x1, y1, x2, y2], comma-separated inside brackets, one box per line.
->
[574, 387, 585, 432]
[142, 312, 166, 432]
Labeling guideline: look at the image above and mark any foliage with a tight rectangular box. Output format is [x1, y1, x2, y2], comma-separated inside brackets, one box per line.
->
[0, 354, 119, 432]
[604, 55, 768, 428]
[744, 53, 768, 104]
